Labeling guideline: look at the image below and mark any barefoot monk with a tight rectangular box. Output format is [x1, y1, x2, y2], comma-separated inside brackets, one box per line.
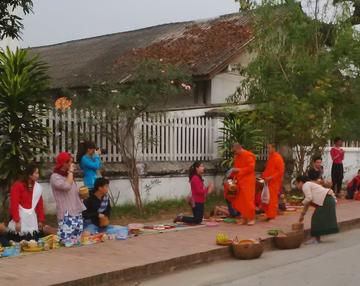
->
[232, 143, 256, 225]
[262, 143, 285, 220]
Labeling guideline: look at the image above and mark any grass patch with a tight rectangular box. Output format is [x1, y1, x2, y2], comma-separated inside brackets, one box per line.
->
[111, 193, 225, 224]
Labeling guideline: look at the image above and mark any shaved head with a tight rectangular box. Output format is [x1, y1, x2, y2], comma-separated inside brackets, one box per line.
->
[232, 142, 243, 154]
[267, 143, 276, 154]
[232, 143, 242, 149]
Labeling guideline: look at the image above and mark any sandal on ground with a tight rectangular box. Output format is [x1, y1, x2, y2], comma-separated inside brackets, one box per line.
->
[173, 214, 183, 223]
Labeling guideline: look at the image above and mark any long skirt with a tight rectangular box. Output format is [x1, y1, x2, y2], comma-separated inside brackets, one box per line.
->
[311, 195, 339, 237]
[58, 212, 83, 244]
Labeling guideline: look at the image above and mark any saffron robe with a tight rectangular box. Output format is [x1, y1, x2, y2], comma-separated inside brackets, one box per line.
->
[262, 152, 285, 219]
[233, 150, 256, 220]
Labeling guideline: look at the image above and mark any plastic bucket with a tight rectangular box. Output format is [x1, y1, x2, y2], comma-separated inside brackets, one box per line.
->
[115, 226, 128, 240]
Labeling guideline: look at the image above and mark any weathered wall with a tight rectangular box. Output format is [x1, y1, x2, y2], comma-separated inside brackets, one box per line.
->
[322, 147, 360, 183]
[210, 50, 256, 104]
[40, 161, 226, 214]
[39, 159, 267, 214]
[39, 145, 360, 213]
[40, 173, 224, 215]
[211, 72, 242, 104]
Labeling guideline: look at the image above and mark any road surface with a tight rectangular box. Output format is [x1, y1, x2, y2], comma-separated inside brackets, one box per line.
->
[139, 228, 360, 286]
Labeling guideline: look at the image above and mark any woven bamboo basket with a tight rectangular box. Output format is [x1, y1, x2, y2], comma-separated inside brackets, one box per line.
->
[232, 239, 263, 260]
[291, 223, 304, 231]
[274, 231, 304, 249]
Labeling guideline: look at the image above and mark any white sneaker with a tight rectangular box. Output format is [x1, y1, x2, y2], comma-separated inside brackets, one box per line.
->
[304, 238, 320, 245]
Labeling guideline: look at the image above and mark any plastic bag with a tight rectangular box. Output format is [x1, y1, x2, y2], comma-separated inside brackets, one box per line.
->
[261, 183, 270, 204]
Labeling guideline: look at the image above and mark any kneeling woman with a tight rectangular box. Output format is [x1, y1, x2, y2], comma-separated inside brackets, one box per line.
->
[295, 175, 339, 244]
[8, 164, 45, 242]
[174, 161, 214, 224]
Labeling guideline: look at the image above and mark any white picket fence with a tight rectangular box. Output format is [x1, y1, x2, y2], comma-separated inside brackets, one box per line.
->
[38, 108, 222, 163]
[140, 113, 217, 161]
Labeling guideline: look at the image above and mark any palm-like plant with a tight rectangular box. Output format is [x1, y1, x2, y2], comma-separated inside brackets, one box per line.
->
[218, 112, 265, 168]
[0, 47, 50, 219]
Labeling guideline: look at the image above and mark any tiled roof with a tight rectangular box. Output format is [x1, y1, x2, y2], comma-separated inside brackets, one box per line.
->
[26, 12, 251, 89]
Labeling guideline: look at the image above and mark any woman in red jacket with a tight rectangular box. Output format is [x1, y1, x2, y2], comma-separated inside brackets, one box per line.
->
[174, 161, 214, 224]
[7, 163, 45, 242]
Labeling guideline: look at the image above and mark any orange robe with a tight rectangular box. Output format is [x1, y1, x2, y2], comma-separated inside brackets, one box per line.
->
[262, 152, 285, 219]
[233, 150, 256, 220]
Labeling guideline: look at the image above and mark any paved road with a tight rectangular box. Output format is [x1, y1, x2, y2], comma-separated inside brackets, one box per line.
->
[139, 228, 360, 286]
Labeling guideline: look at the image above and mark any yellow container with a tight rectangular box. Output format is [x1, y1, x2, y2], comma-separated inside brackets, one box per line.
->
[79, 186, 89, 199]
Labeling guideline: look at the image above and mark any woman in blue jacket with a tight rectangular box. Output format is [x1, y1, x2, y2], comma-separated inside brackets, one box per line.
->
[77, 141, 102, 191]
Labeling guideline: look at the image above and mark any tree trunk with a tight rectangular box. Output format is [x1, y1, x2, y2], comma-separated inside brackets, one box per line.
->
[294, 145, 307, 177]
[130, 174, 143, 210]
[115, 117, 144, 210]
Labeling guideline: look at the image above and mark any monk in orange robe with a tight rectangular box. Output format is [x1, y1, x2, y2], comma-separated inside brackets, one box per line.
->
[262, 143, 285, 220]
[232, 143, 256, 225]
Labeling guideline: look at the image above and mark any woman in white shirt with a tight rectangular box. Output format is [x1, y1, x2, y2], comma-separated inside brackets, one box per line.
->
[295, 175, 339, 244]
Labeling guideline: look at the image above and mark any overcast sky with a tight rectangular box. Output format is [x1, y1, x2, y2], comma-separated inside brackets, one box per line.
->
[20, 0, 239, 48]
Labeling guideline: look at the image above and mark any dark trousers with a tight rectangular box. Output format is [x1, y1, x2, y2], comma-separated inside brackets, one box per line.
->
[226, 200, 240, 217]
[181, 202, 204, 224]
[0, 235, 10, 247]
[346, 185, 356, 199]
[331, 163, 344, 194]
[346, 183, 359, 199]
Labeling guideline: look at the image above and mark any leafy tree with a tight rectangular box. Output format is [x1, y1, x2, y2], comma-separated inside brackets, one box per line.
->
[235, 0, 256, 11]
[72, 59, 190, 209]
[0, 0, 33, 40]
[236, 0, 360, 25]
[0, 48, 50, 219]
[217, 111, 265, 168]
[230, 0, 360, 175]
[334, 0, 360, 26]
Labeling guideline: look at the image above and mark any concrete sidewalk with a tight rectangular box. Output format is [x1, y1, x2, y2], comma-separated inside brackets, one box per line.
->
[1, 200, 360, 286]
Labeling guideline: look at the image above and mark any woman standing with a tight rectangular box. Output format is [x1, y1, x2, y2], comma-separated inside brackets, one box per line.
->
[7, 164, 45, 242]
[330, 137, 345, 196]
[77, 141, 102, 192]
[295, 176, 339, 244]
[173, 162, 214, 224]
[50, 152, 86, 246]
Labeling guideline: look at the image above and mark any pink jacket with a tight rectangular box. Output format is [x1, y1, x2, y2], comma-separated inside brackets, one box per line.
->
[190, 175, 208, 203]
[330, 147, 344, 164]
